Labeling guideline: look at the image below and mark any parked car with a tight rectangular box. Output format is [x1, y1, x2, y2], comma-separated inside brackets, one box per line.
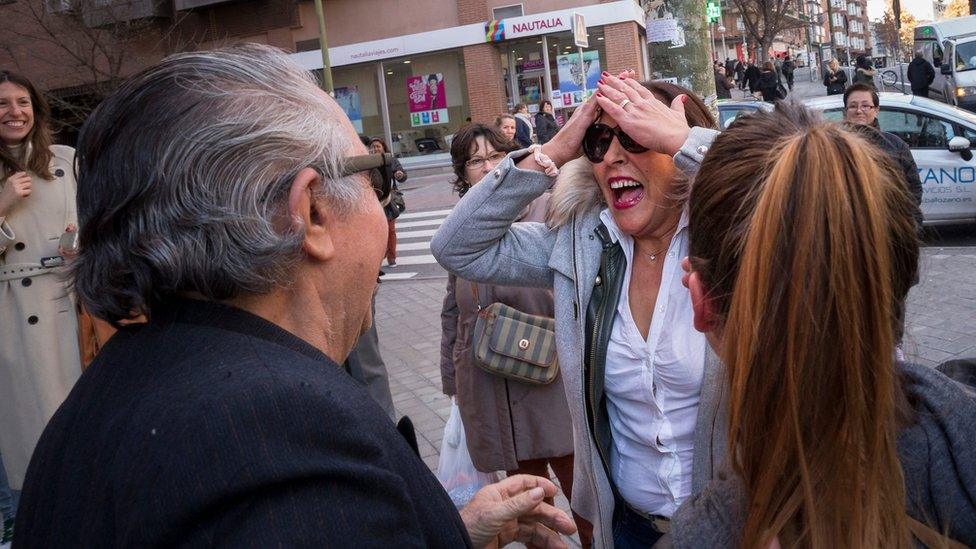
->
[716, 99, 773, 129]
[806, 93, 976, 225]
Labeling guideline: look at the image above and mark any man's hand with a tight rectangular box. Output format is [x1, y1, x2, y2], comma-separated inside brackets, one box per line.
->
[459, 474, 577, 549]
[0, 172, 32, 217]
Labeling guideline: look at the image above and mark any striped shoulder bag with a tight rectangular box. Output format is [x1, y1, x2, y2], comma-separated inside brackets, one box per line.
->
[469, 283, 559, 385]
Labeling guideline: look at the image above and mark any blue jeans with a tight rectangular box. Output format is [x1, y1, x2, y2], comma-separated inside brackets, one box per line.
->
[612, 504, 665, 548]
[0, 451, 19, 524]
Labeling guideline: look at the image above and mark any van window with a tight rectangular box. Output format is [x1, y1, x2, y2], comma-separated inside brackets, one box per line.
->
[933, 42, 944, 67]
[956, 41, 976, 72]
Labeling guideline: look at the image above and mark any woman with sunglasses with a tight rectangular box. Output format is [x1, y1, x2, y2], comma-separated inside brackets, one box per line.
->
[439, 123, 593, 546]
[432, 74, 721, 547]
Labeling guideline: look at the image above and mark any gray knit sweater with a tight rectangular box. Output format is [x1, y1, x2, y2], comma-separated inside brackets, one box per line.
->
[665, 361, 976, 548]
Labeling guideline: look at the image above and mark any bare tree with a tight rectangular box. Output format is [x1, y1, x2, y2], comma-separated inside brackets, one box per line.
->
[0, 0, 201, 133]
[729, 0, 804, 62]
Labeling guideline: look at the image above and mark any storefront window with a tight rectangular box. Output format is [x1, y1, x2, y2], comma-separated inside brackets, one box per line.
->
[509, 39, 547, 113]
[331, 64, 385, 142]
[546, 27, 606, 120]
[383, 50, 471, 159]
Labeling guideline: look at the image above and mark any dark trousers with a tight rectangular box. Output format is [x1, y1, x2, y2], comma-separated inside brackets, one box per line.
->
[508, 455, 594, 548]
[786, 73, 795, 90]
[912, 86, 930, 98]
[612, 503, 665, 548]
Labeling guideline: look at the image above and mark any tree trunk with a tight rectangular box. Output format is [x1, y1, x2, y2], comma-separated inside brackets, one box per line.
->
[645, 0, 716, 100]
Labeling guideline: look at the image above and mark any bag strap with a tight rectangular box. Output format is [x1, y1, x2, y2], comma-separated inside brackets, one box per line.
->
[907, 516, 967, 549]
[470, 282, 481, 310]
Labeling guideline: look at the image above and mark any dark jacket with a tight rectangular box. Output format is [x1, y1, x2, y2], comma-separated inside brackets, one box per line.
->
[533, 112, 559, 145]
[782, 59, 795, 75]
[758, 70, 780, 102]
[668, 361, 976, 548]
[878, 130, 925, 229]
[908, 57, 936, 94]
[14, 299, 470, 548]
[724, 60, 736, 76]
[745, 65, 761, 92]
[514, 115, 533, 148]
[824, 68, 848, 95]
[734, 62, 745, 78]
[715, 71, 733, 99]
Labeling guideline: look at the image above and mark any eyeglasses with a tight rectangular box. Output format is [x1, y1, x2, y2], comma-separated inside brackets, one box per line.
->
[465, 152, 507, 170]
[340, 153, 395, 202]
[846, 103, 877, 112]
[582, 123, 648, 163]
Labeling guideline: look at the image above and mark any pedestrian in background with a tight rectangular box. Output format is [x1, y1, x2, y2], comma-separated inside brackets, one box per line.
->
[724, 58, 735, 79]
[782, 56, 796, 91]
[0, 70, 82, 543]
[852, 54, 877, 88]
[534, 100, 559, 145]
[734, 59, 746, 89]
[368, 137, 406, 267]
[494, 113, 517, 145]
[842, 83, 923, 231]
[745, 60, 761, 95]
[715, 66, 733, 99]
[774, 55, 784, 83]
[512, 103, 533, 148]
[823, 58, 848, 95]
[441, 123, 592, 546]
[664, 101, 976, 549]
[908, 51, 936, 98]
[758, 61, 780, 102]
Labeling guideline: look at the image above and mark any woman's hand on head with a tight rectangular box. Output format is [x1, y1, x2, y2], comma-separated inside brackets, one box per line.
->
[595, 74, 692, 157]
[536, 89, 602, 167]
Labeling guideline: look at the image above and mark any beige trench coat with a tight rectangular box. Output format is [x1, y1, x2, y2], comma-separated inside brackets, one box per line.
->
[0, 144, 81, 489]
[439, 195, 574, 473]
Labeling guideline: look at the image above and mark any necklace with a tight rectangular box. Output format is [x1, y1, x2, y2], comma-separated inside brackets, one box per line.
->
[638, 221, 680, 262]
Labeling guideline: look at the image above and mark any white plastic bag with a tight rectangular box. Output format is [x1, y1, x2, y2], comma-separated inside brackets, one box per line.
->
[436, 399, 499, 508]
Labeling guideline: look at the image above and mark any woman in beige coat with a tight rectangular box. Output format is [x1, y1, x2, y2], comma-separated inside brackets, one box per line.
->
[0, 71, 81, 529]
[439, 123, 592, 546]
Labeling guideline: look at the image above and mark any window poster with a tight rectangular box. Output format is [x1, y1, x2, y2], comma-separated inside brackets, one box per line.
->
[407, 73, 449, 127]
[556, 51, 600, 107]
[334, 86, 362, 134]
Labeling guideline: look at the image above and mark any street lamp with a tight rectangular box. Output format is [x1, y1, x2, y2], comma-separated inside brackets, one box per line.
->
[718, 25, 728, 60]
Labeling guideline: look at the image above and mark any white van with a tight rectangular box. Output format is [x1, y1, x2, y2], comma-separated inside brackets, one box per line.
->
[914, 16, 976, 112]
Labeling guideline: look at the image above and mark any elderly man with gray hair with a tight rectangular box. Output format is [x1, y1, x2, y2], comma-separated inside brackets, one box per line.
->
[13, 45, 575, 548]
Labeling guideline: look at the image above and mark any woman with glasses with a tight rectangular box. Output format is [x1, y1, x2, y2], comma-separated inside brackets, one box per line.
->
[843, 83, 923, 231]
[432, 76, 720, 547]
[438, 123, 593, 547]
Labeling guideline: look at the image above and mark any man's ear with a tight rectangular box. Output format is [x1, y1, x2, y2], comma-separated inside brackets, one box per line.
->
[688, 271, 719, 334]
[287, 167, 335, 262]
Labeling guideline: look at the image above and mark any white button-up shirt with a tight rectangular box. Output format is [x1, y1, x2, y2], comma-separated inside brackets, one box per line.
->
[598, 208, 706, 518]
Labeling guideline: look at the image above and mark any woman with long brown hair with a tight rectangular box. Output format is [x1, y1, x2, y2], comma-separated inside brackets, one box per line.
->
[0, 70, 81, 540]
[593, 90, 976, 545]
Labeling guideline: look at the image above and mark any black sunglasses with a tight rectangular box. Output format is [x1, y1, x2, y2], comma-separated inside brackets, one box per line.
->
[340, 153, 395, 202]
[582, 123, 648, 163]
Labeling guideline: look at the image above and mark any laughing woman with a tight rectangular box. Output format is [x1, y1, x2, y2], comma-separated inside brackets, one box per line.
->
[0, 71, 81, 538]
[432, 75, 723, 547]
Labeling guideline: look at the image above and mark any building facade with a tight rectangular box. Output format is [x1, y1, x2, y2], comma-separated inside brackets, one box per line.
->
[0, 0, 650, 167]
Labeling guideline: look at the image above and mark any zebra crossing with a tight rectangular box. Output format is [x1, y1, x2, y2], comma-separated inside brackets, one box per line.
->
[382, 208, 453, 280]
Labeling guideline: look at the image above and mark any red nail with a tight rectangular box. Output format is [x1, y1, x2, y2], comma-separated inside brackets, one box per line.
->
[602, 71, 609, 76]
[595, 91, 603, 97]
[598, 79, 604, 85]
[682, 95, 688, 103]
